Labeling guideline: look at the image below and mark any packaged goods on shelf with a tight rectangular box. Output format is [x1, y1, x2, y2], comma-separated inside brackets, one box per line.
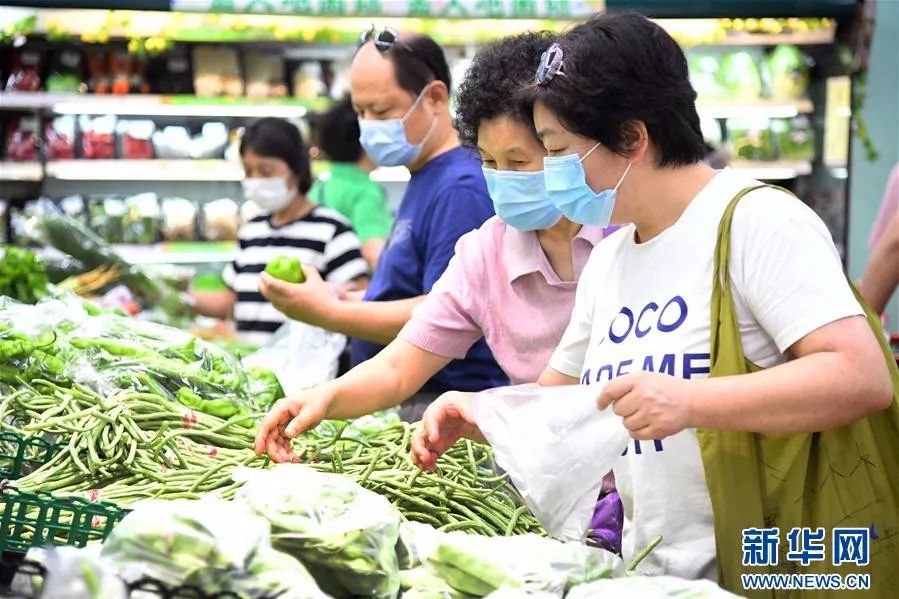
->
[89, 196, 127, 244]
[762, 44, 811, 100]
[43, 115, 76, 160]
[190, 122, 229, 159]
[79, 115, 117, 160]
[244, 51, 287, 98]
[293, 62, 326, 101]
[727, 117, 777, 161]
[772, 116, 815, 160]
[45, 48, 84, 94]
[123, 192, 161, 245]
[161, 197, 198, 242]
[5, 48, 42, 92]
[193, 46, 243, 97]
[688, 52, 728, 100]
[117, 119, 156, 159]
[717, 50, 764, 101]
[203, 198, 240, 242]
[84, 47, 111, 94]
[152, 125, 191, 159]
[3, 116, 39, 161]
[146, 47, 195, 95]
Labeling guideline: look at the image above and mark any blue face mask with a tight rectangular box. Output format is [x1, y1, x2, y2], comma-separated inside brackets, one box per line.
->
[357, 86, 436, 167]
[543, 142, 632, 226]
[482, 167, 561, 232]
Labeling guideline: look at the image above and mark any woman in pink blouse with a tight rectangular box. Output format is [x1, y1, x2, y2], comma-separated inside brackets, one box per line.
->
[254, 34, 622, 549]
[859, 163, 899, 314]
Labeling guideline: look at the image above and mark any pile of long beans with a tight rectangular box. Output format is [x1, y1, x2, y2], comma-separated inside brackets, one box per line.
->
[2, 379, 268, 504]
[2, 380, 543, 537]
[300, 423, 545, 536]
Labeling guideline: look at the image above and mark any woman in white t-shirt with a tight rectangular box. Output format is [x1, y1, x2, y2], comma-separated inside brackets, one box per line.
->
[410, 13, 892, 581]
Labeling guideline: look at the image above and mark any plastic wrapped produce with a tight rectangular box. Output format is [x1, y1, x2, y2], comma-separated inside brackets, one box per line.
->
[123, 192, 160, 244]
[79, 115, 116, 160]
[236, 464, 402, 599]
[118, 120, 155, 159]
[4, 116, 39, 161]
[44, 116, 76, 160]
[772, 116, 815, 160]
[40, 546, 128, 599]
[400, 522, 623, 597]
[762, 45, 811, 100]
[717, 51, 763, 100]
[46, 49, 84, 93]
[726, 117, 777, 161]
[100, 498, 268, 586]
[202, 199, 240, 241]
[160, 197, 198, 241]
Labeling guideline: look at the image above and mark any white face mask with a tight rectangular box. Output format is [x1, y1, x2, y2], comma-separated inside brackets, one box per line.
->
[241, 177, 294, 213]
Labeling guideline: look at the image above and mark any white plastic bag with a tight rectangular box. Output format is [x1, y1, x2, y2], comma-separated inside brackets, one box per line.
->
[470, 384, 630, 541]
[39, 546, 127, 599]
[243, 320, 346, 397]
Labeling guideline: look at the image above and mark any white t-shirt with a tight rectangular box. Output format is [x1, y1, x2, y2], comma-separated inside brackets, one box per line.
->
[550, 169, 863, 580]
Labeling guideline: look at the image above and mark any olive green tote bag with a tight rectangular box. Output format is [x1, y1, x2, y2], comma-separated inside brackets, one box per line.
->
[699, 185, 899, 598]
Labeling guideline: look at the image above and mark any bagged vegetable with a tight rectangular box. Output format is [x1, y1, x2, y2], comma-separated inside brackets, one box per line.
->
[100, 498, 269, 587]
[215, 545, 331, 599]
[762, 45, 810, 100]
[235, 463, 402, 599]
[405, 521, 622, 597]
[566, 575, 743, 598]
[242, 320, 346, 397]
[40, 546, 128, 599]
[470, 385, 630, 540]
[0, 246, 50, 304]
[717, 51, 763, 100]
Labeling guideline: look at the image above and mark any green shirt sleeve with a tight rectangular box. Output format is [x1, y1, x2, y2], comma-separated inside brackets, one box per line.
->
[349, 184, 394, 243]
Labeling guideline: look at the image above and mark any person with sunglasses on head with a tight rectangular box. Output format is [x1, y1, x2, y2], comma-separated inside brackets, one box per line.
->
[411, 12, 896, 584]
[258, 28, 507, 421]
[255, 32, 623, 551]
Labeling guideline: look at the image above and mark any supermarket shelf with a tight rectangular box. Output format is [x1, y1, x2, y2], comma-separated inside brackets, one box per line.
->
[730, 159, 813, 180]
[0, 161, 43, 182]
[0, 93, 329, 118]
[112, 242, 238, 265]
[45, 159, 244, 182]
[696, 98, 814, 119]
[716, 29, 835, 47]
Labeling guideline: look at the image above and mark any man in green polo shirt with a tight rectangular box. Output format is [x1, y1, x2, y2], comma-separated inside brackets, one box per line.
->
[311, 98, 394, 269]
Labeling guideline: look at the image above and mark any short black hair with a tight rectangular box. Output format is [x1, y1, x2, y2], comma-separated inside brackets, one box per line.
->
[532, 12, 706, 167]
[360, 32, 452, 96]
[316, 97, 362, 163]
[240, 117, 313, 194]
[455, 31, 556, 149]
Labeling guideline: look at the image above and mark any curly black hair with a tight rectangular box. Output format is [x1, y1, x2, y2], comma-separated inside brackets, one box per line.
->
[455, 31, 556, 149]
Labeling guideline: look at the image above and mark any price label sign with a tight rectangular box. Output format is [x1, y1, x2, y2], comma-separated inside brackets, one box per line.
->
[170, 0, 604, 19]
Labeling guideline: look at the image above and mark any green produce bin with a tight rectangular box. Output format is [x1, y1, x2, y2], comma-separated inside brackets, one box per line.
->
[0, 487, 125, 553]
[0, 432, 58, 481]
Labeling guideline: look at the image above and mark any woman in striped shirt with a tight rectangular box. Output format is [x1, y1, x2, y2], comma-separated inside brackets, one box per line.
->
[193, 117, 370, 344]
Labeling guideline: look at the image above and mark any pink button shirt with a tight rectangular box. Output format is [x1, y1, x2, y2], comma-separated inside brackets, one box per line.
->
[398, 216, 610, 384]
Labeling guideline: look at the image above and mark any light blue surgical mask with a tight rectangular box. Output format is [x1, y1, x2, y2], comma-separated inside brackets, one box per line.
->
[357, 86, 436, 167]
[543, 142, 632, 226]
[482, 167, 561, 232]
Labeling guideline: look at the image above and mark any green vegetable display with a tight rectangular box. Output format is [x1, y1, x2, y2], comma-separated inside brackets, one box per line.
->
[717, 51, 763, 100]
[265, 255, 306, 284]
[0, 247, 50, 305]
[762, 44, 810, 100]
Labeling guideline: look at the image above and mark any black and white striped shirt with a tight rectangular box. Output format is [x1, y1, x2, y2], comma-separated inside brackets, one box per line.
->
[222, 206, 369, 344]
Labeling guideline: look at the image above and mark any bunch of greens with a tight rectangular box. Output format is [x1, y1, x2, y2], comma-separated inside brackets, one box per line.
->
[0, 246, 50, 304]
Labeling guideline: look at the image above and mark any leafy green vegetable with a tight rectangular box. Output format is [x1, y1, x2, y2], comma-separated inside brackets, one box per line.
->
[763, 45, 810, 100]
[0, 246, 50, 304]
[717, 51, 763, 100]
